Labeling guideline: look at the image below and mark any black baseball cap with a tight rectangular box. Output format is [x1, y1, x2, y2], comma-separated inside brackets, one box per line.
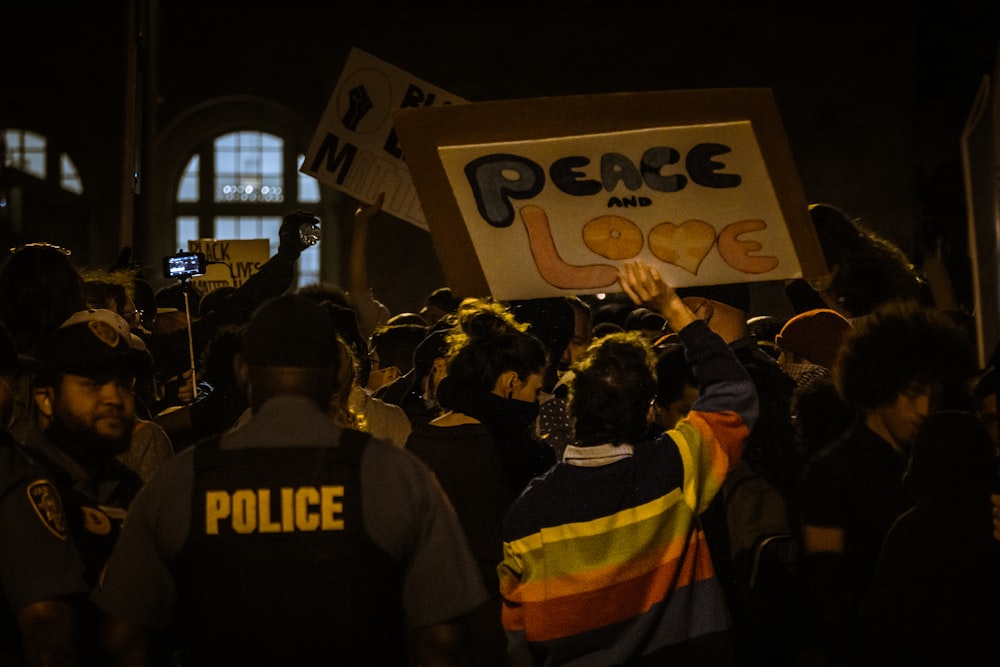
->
[35, 309, 152, 378]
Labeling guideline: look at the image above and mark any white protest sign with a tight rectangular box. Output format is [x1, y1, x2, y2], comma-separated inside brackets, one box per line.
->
[394, 89, 826, 300]
[300, 48, 467, 229]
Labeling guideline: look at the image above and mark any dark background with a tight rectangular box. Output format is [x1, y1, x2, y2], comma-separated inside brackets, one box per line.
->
[2, 1, 998, 315]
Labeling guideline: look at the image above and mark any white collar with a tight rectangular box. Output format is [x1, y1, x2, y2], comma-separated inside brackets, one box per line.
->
[562, 442, 634, 467]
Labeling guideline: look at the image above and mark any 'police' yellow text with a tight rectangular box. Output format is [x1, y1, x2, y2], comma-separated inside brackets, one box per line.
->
[205, 486, 345, 534]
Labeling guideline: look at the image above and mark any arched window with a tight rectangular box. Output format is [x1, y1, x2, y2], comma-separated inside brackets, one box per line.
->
[173, 130, 321, 287]
[1, 128, 83, 194]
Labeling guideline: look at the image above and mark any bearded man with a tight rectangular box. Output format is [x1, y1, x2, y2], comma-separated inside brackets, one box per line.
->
[25, 309, 150, 583]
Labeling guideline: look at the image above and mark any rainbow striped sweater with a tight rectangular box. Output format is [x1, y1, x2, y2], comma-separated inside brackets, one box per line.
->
[499, 320, 758, 666]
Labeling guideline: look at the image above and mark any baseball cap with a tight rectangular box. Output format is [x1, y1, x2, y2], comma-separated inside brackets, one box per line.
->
[35, 309, 152, 378]
[242, 294, 341, 368]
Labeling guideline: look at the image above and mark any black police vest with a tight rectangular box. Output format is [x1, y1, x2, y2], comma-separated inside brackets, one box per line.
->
[171, 429, 406, 665]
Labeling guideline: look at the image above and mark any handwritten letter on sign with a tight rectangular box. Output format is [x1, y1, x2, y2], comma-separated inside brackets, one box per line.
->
[186, 239, 270, 293]
[394, 89, 826, 300]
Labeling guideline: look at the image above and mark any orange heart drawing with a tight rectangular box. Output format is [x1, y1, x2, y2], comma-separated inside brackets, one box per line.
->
[648, 220, 717, 274]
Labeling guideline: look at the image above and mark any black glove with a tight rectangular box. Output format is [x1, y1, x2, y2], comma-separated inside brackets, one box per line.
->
[278, 211, 317, 259]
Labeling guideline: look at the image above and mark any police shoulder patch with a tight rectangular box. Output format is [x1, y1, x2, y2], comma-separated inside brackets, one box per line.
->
[26, 480, 69, 540]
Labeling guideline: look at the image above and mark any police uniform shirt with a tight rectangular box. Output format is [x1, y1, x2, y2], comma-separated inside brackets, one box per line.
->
[92, 394, 489, 632]
[17, 425, 141, 589]
[1, 432, 88, 655]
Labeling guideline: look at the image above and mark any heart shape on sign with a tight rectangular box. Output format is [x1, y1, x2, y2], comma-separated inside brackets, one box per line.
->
[648, 220, 717, 274]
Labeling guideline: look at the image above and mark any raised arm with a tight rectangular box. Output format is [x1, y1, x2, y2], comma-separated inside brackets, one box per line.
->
[346, 193, 391, 339]
[619, 261, 758, 512]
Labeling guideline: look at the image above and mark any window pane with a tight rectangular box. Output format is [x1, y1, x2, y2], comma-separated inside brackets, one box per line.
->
[260, 150, 281, 176]
[240, 152, 262, 175]
[298, 154, 320, 203]
[59, 154, 83, 194]
[2, 129, 46, 179]
[213, 131, 284, 203]
[1, 129, 16, 167]
[23, 153, 45, 178]
[23, 132, 45, 150]
[176, 216, 199, 251]
[214, 217, 237, 239]
[261, 217, 280, 241]
[238, 131, 261, 151]
[297, 246, 320, 288]
[213, 216, 280, 245]
[177, 155, 199, 202]
[177, 130, 319, 288]
[215, 133, 236, 149]
[216, 148, 238, 176]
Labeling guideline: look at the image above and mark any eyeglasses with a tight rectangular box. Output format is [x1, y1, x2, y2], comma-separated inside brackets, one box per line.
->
[122, 309, 144, 327]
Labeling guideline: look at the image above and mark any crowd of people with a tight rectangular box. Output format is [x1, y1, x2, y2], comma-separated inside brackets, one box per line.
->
[1, 197, 998, 666]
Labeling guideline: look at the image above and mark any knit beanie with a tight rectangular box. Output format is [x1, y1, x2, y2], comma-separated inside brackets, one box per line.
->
[774, 308, 852, 368]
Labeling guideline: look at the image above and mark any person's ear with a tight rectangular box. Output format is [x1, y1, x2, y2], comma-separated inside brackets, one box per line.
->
[383, 366, 400, 385]
[494, 370, 518, 399]
[34, 388, 54, 418]
[233, 354, 251, 391]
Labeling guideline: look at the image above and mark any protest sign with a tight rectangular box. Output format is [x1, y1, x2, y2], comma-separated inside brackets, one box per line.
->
[186, 238, 271, 293]
[301, 47, 467, 229]
[393, 88, 827, 300]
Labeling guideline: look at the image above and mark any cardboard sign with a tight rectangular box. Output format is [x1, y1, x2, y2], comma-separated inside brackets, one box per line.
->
[300, 48, 467, 229]
[186, 239, 271, 293]
[393, 88, 827, 300]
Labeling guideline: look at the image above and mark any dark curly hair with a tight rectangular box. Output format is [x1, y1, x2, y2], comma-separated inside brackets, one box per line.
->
[569, 331, 657, 447]
[445, 300, 547, 391]
[834, 301, 977, 411]
[0, 245, 86, 355]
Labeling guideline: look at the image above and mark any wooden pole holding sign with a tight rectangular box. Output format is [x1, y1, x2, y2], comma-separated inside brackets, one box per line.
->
[393, 88, 827, 301]
[961, 69, 1000, 368]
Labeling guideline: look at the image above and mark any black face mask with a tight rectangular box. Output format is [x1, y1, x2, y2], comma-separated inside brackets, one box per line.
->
[44, 416, 132, 468]
[436, 375, 540, 435]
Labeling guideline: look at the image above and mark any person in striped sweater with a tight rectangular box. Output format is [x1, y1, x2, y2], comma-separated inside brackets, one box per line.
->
[498, 261, 758, 666]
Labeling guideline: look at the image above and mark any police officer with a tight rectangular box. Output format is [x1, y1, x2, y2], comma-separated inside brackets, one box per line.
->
[94, 294, 488, 666]
[1, 309, 151, 664]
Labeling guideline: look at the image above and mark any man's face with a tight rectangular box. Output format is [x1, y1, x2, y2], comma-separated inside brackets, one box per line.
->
[365, 350, 399, 393]
[37, 373, 136, 463]
[871, 381, 934, 450]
